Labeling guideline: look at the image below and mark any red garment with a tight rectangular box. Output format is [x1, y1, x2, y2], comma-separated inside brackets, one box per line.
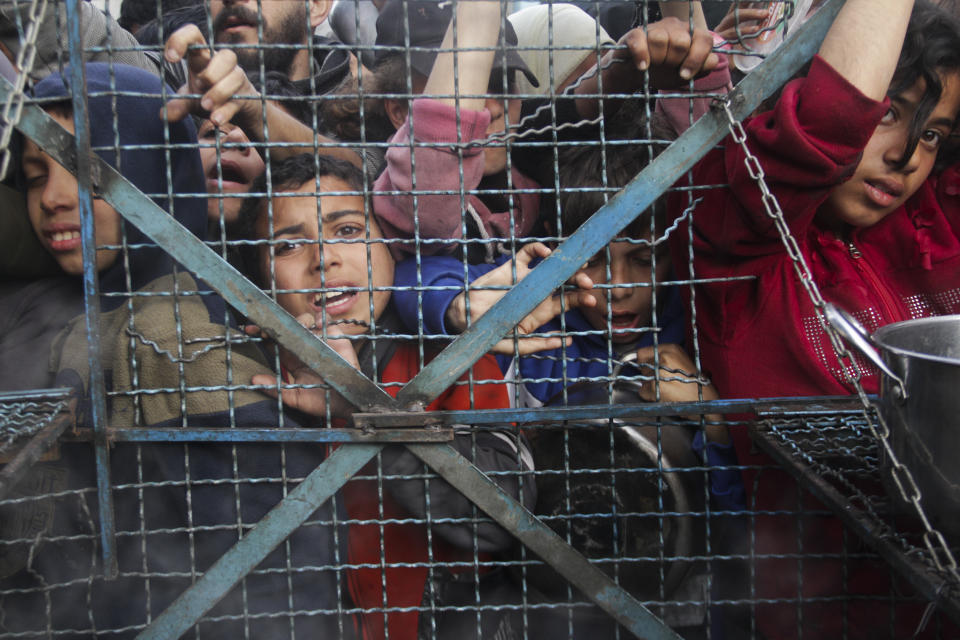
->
[671, 56, 960, 638]
[372, 98, 541, 259]
[343, 347, 512, 640]
[673, 55, 960, 400]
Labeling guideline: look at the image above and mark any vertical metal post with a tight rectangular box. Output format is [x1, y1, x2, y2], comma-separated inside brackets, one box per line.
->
[64, 0, 117, 577]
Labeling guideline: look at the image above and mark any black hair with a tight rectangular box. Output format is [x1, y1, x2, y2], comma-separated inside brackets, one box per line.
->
[236, 153, 366, 286]
[889, 0, 960, 170]
[365, 52, 517, 140]
[552, 103, 674, 239]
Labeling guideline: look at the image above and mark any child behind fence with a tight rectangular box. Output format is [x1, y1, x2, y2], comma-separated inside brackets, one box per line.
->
[391, 108, 745, 634]
[672, 0, 960, 636]
[0, 62, 357, 639]
[370, 0, 720, 262]
[236, 153, 535, 640]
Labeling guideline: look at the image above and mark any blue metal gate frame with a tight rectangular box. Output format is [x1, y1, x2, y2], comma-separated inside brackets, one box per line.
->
[3, 1, 846, 636]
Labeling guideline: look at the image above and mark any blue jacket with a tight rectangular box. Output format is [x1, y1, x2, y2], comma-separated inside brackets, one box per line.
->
[393, 253, 686, 406]
[392, 254, 744, 513]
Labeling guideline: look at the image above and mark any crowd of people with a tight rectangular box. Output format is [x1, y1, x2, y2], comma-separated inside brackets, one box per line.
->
[2, 0, 960, 638]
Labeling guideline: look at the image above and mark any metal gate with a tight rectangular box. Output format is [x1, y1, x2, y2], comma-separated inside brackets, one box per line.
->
[1, 0, 958, 638]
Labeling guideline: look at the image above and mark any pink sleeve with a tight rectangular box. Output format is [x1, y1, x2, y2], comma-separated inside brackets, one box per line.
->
[373, 99, 491, 257]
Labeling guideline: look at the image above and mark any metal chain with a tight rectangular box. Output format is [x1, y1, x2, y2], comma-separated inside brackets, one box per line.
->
[0, 0, 49, 179]
[718, 99, 960, 584]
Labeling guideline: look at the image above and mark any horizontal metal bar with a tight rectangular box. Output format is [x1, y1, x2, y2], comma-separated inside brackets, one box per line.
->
[1, 76, 398, 415]
[750, 423, 960, 626]
[65, 427, 453, 443]
[397, 0, 846, 408]
[408, 443, 682, 640]
[0, 399, 76, 501]
[136, 443, 382, 640]
[0, 388, 75, 403]
[353, 396, 868, 429]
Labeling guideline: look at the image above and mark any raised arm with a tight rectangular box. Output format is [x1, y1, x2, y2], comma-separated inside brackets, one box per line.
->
[819, 0, 914, 101]
[422, 0, 501, 109]
[372, 2, 511, 254]
[162, 25, 362, 168]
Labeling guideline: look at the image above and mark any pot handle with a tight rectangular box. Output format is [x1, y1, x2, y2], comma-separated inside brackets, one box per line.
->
[823, 303, 908, 401]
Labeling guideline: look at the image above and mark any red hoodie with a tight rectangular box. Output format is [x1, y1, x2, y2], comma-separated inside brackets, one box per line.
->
[343, 348, 528, 640]
[670, 56, 960, 638]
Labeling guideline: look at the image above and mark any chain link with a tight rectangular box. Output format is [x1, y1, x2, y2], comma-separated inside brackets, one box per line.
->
[0, 0, 49, 179]
[718, 99, 960, 584]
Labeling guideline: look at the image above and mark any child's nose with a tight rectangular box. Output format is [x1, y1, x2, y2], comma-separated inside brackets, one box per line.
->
[41, 166, 78, 214]
[224, 125, 252, 154]
[884, 128, 923, 173]
[317, 239, 343, 269]
[484, 97, 505, 120]
[607, 266, 632, 300]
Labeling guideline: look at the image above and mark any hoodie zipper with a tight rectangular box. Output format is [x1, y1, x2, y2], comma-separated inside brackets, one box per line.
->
[847, 240, 905, 323]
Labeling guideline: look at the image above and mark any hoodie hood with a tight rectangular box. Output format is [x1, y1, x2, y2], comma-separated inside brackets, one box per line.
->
[32, 63, 207, 309]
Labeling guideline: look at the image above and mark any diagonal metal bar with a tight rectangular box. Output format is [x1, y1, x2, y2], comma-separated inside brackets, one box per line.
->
[3, 80, 397, 414]
[135, 443, 383, 640]
[397, 0, 846, 408]
[407, 443, 683, 640]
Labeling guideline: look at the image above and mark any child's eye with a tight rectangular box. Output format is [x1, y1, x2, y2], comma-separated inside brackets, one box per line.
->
[880, 107, 897, 124]
[921, 128, 946, 149]
[584, 255, 604, 269]
[335, 223, 364, 238]
[24, 173, 47, 190]
[275, 239, 302, 255]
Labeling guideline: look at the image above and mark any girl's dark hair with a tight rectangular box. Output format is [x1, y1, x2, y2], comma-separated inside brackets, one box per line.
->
[552, 103, 674, 238]
[236, 153, 366, 286]
[890, 0, 960, 170]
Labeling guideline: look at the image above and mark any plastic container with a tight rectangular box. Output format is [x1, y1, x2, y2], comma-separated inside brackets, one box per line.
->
[730, 0, 816, 74]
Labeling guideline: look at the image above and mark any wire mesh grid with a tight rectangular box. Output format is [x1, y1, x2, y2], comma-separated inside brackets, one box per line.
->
[750, 413, 960, 629]
[0, 393, 71, 457]
[1, 0, 959, 638]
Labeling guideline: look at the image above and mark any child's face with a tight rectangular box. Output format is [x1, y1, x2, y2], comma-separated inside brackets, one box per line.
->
[257, 176, 395, 335]
[199, 119, 265, 227]
[22, 111, 122, 276]
[482, 96, 522, 176]
[576, 236, 670, 343]
[821, 73, 960, 230]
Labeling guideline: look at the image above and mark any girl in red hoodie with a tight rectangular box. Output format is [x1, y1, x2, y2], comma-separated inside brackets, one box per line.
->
[671, 0, 960, 636]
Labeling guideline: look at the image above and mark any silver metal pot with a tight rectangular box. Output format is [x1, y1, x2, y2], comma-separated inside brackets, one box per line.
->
[826, 304, 960, 539]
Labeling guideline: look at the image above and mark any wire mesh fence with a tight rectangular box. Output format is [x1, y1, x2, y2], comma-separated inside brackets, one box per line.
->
[0, 0, 959, 638]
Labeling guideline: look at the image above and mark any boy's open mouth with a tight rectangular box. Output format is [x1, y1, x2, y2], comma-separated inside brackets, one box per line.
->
[207, 160, 249, 189]
[312, 289, 357, 315]
[610, 311, 641, 329]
